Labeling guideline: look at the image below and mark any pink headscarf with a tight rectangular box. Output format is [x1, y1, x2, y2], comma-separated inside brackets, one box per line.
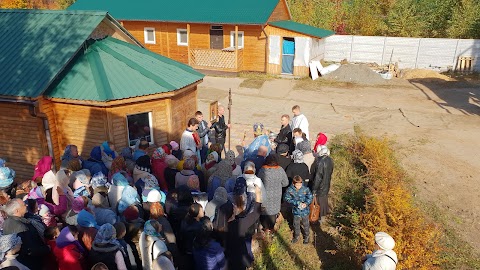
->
[33, 156, 53, 182]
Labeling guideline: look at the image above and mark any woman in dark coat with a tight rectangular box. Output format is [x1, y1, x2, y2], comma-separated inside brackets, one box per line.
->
[309, 146, 334, 222]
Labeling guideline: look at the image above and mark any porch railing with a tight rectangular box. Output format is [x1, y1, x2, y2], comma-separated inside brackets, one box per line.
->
[190, 48, 243, 71]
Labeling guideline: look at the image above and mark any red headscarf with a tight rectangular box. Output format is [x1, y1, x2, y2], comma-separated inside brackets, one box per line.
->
[314, 133, 328, 153]
[32, 156, 53, 182]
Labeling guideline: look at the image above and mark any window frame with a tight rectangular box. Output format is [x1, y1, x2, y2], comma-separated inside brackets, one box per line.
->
[126, 111, 154, 147]
[230, 31, 244, 49]
[177, 28, 188, 46]
[144, 27, 156, 44]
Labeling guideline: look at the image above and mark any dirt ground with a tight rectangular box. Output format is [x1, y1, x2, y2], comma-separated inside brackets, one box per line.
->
[196, 74, 480, 253]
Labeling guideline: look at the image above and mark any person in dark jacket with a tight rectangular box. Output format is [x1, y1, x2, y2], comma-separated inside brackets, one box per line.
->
[309, 145, 334, 223]
[179, 203, 204, 269]
[226, 183, 262, 270]
[3, 198, 50, 270]
[123, 206, 144, 270]
[286, 150, 310, 185]
[193, 217, 226, 270]
[195, 111, 212, 164]
[276, 144, 292, 171]
[88, 223, 127, 270]
[211, 105, 229, 156]
[274, 114, 294, 154]
[284, 176, 313, 244]
[164, 155, 180, 192]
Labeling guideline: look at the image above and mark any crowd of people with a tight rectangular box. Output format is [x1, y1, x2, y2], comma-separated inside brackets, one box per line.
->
[0, 105, 397, 270]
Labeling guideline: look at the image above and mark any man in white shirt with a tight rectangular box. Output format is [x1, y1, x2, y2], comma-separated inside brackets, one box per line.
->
[291, 105, 310, 141]
[180, 118, 199, 153]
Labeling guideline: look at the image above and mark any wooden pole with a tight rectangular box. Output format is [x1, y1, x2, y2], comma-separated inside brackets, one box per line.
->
[228, 88, 232, 151]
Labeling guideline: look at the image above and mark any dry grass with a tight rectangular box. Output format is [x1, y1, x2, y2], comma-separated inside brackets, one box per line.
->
[239, 72, 277, 89]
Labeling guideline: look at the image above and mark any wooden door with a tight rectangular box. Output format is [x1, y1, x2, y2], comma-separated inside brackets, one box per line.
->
[210, 25, 224, 49]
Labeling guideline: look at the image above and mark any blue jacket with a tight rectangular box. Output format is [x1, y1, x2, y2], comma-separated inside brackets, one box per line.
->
[284, 185, 313, 217]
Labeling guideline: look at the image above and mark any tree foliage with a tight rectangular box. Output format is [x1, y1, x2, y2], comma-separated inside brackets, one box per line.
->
[287, 0, 480, 38]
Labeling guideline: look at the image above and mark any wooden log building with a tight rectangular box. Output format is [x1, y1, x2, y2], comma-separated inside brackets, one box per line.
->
[69, 0, 335, 77]
[0, 9, 204, 180]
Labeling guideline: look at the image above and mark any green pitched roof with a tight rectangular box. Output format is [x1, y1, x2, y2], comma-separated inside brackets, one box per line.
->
[0, 9, 108, 98]
[68, 0, 279, 24]
[268, 20, 335, 39]
[46, 37, 204, 102]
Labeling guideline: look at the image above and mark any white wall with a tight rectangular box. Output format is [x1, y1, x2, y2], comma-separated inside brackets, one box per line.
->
[324, 35, 480, 71]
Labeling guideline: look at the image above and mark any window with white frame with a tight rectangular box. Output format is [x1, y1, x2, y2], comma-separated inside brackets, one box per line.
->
[230, 31, 244, 48]
[177, 29, 188, 46]
[144, 27, 156, 44]
[126, 112, 154, 147]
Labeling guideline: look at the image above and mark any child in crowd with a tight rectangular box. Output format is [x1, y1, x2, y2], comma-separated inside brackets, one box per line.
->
[283, 175, 313, 244]
[44, 226, 60, 270]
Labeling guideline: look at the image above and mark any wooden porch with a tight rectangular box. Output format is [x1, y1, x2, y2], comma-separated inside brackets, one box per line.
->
[189, 48, 243, 72]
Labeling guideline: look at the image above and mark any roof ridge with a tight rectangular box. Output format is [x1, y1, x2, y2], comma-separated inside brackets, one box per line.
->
[0, 9, 107, 16]
[86, 46, 113, 101]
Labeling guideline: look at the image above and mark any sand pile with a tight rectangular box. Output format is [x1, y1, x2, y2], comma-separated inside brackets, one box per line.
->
[323, 64, 387, 85]
[401, 69, 454, 81]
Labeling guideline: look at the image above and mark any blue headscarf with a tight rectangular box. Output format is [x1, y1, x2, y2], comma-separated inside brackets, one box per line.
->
[90, 146, 102, 162]
[120, 147, 133, 160]
[118, 186, 140, 213]
[91, 172, 109, 190]
[102, 141, 116, 159]
[144, 220, 162, 237]
[77, 209, 99, 229]
[225, 178, 236, 193]
[0, 159, 5, 167]
[112, 172, 129, 187]
[61, 145, 74, 161]
[0, 167, 15, 188]
[94, 224, 121, 247]
[73, 186, 89, 198]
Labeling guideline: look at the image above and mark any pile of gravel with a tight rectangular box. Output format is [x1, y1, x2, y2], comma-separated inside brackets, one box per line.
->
[323, 64, 387, 85]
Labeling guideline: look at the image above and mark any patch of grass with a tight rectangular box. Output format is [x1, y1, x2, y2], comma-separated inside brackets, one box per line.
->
[239, 72, 277, 89]
[293, 77, 356, 90]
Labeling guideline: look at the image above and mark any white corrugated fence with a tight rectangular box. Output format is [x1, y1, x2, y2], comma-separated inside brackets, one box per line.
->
[323, 35, 480, 71]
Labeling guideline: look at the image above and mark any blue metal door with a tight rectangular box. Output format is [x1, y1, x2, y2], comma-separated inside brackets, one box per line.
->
[282, 38, 295, 74]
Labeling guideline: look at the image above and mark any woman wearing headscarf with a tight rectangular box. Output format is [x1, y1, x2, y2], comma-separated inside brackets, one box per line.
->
[296, 140, 315, 170]
[77, 209, 99, 251]
[204, 187, 228, 221]
[164, 155, 179, 192]
[65, 196, 88, 226]
[258, 154, 288, 232]
[286, 150, 310, 185]
[175, 158, 197, 189]
[60, 145, 83, 170]
[133, 155, 154, 197]
[226, 150, 242, 179]
[362, 232, 398, 270]
[28, 186, 68, 218]
[32, 156, 53, 184]
[0, 233, 29, 270]
[120, 148, 136, 175]
[92, 193, 117, 226]
[88, 223, 127, 270]
[108, 172, 130, 212]
[203, 151, 219, 180]
[207, 160, 233, 193]
[151, 148, 169, 192]
[54, 226, 86, 270]
[82, 146, 109, 177]
[139, 220, 170, 270]
[109, 156, 128, 181]
[149, 203, 177, 254]
[0, 167, 16, 199]
[100, 141, 118, 170]
[71, 169, 92, 198]
[313, 132, 328, 155]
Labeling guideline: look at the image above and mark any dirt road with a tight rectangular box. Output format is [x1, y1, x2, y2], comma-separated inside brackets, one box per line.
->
[197, 75, 480, 252]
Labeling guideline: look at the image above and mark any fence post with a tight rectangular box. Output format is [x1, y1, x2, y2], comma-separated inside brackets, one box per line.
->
[381, 36, 387, 66]
[452, 39, 460, 71]
[349, 35, 354, 62]
[414, 38, 421, 68]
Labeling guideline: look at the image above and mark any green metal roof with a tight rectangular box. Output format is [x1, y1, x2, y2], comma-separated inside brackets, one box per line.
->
[68, 0, 279, 24]
[268, 20, 335, 39]
[46, 37, 204, 102]
[0, 9, 108, 98]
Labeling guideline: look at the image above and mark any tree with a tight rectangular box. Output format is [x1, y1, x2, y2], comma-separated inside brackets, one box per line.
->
[343, 0, 385, 36]
[385, 0, 424, 37]
[417, 0, 456, 38]
[447, 0, 480, 39]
